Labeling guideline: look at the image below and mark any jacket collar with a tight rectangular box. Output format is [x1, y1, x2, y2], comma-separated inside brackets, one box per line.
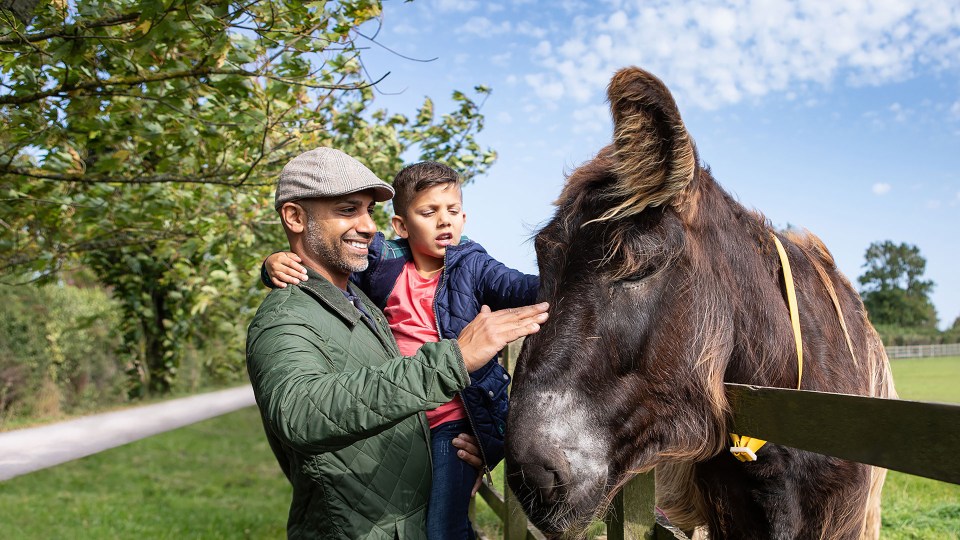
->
[378, 233, 478, 266]
[296, 267, 362, 327]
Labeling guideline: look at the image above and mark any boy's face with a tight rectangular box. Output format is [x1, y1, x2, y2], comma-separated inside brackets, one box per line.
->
[391, 183, 465, 272]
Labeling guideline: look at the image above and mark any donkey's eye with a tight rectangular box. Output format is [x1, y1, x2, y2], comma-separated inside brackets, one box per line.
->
[614, 265, 661, 289]
[617, 276, 651, 290]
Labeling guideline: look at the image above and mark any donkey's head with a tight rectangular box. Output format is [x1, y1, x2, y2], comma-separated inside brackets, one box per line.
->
[505, 68, 742, 535]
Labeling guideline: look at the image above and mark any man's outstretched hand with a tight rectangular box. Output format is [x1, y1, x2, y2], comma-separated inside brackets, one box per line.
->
[456, 303, 549, 373]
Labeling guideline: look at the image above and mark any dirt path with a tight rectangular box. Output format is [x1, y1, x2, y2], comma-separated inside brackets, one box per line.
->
[0, 385, 255, 481]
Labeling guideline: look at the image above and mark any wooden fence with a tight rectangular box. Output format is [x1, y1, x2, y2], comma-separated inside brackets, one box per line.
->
[477, 341, 960, 539]
[885, 342, 960, 359]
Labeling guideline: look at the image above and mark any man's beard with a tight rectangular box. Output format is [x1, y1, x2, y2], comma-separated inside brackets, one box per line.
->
[305, 217, 370, 276]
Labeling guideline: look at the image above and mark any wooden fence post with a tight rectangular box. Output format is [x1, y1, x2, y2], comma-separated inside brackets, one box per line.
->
[605, 471, 657, 540]
[502, 340, 535, 540]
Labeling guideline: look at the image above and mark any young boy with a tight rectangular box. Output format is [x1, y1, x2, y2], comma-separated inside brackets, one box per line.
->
[262, 161, 539, 539]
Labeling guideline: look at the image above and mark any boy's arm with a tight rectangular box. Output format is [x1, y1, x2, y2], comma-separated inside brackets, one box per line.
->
[262, 232, 385, 291]
[260, 251, 308, 289]
[476, 255, 540, 310]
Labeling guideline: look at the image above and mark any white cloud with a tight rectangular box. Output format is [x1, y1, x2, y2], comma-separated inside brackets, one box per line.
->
[525, 73, 565, 100]
[524, 0, 960, 109]
[436, 0, 479, 13]
[497, 111, 514, 124]
[458, 16, 512, 36]
[491, 52, 512, 67]
[951, 100, 960, 119]
[533, 40, 552, 57]
[889, 102, 908, 122]
[391, 21, 418, 35]
[872, 182, 893, 195]
[572, 105, 611, 134]
[515, 21, 547, 39]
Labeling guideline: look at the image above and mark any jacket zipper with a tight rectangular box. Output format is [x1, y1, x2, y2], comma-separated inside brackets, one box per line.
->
[433, 252, 493, 484]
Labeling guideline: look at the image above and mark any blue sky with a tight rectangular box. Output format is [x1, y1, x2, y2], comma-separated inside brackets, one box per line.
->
[359, 0, 960, 329]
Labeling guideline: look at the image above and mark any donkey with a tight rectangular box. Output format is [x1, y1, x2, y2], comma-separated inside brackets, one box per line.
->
[505, 67, 896, 539]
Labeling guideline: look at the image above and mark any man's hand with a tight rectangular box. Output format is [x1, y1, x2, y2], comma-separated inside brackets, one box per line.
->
[456, 303, 549, 372]
[452, 433, 485, 496]
[266, 251, 308, 288]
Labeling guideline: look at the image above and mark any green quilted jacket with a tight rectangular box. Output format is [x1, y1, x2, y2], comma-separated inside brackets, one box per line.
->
[246, 268, 470, 539]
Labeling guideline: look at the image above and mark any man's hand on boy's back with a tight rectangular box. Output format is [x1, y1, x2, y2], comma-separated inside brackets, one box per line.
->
[456, 303, 550, 372]
[266, 251, 308, 287]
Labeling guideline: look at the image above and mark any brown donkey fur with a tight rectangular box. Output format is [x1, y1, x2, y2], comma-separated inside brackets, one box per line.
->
[505, 67, 896, 539]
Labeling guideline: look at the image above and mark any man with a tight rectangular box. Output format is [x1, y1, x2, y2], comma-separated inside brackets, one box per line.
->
[246, 147, 549, 539]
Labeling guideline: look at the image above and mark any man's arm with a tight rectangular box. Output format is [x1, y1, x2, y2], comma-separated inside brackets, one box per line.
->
[247, 320, 468, 455]
[248, 302, 548, 455]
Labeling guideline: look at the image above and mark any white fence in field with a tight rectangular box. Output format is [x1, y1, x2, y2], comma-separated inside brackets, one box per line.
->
[886, 343, 960, 359]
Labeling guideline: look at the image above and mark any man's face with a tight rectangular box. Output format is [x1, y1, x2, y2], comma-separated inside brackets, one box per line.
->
[300, 191, 378, 283]
[392, 183, 466, 273]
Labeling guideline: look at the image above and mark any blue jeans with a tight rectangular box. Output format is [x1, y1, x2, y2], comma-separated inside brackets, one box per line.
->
[427, 419, 477, 540]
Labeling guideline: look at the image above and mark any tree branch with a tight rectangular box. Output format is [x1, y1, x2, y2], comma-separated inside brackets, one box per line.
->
[0, 65, 390, 106]
[0, 165, 273, 186]
[0, 11, 142, 45]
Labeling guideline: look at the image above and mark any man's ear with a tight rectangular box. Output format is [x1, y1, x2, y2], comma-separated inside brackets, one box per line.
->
[391, 214, 409, 238]
[280, 202, 307, 234]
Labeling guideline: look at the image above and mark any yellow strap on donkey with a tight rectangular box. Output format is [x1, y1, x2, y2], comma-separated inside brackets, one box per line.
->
[728, 233, 803, 462]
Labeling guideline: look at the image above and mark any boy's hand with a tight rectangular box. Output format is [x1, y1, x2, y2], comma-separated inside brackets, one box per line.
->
[452, 433, 486, 496]
[453, 433, 482, 469]
[266, 251, 308, 288]
[456, 303, 549, 373]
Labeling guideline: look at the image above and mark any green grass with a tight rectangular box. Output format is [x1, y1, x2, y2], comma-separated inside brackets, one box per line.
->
[878, 356, 960, 539]
[2, 357, 957, 539]
[889, 355, 960, 404]
[0, 407, 289, 539]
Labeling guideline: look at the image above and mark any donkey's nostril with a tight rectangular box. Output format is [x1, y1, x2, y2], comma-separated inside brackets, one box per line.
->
[515, 459, 572, 505]
[527, 463, 559, 501]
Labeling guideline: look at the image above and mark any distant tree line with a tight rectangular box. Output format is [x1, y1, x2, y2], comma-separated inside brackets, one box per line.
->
[858, 241, 959, 346]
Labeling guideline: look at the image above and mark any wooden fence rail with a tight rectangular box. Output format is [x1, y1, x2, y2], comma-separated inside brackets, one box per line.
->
[885, 342, 960, 359]
[480, 342, 960, 539]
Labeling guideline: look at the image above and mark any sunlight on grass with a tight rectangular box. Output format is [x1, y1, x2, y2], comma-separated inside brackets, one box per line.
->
[0, 407, 289, 539]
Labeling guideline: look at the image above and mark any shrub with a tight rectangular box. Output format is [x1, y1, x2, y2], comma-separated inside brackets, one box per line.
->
[0, 283, 126, 424]
[873, 323, 958, 346]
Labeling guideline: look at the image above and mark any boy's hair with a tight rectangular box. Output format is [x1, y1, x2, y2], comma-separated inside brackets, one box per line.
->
[391, 161, 462, 217]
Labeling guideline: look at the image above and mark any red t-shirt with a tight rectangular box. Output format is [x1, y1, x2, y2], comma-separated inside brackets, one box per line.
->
[383, 261, 466, 429]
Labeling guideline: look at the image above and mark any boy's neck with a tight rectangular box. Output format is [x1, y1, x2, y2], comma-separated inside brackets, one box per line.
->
[410, 249, 444, 278]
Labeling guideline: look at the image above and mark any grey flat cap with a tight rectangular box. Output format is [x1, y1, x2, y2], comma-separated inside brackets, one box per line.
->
[275, 147, 395, 210]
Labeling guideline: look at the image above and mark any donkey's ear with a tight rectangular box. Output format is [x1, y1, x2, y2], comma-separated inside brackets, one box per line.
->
[599, 67, 696, 221]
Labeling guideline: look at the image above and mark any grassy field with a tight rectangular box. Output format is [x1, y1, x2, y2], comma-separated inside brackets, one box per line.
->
[0, 408, 290, 539]
[878, 356, 960, 539]
[0, 357, 957, 539]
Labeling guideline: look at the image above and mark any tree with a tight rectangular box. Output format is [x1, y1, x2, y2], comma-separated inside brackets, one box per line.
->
[858, 241, 937, 328]
[0, 1, 496, 395]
